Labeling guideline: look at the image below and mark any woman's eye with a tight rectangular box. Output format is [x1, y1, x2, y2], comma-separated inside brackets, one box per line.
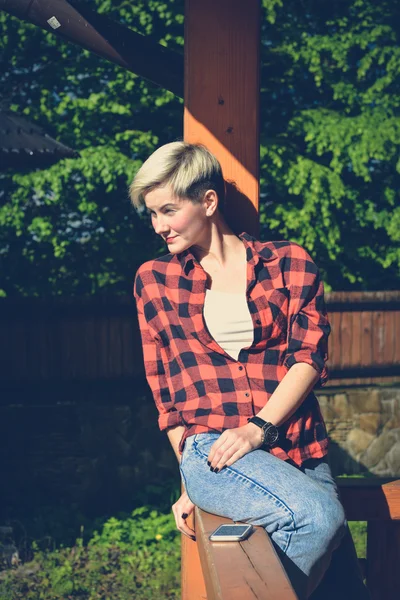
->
[149, 209, 175, 217]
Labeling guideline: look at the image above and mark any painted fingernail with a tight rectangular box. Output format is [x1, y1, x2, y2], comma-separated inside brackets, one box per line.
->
[207, 461, 211, 466]
[182, 513, 188, 519]
[214, 468, 219, 473]
[191, 535, 196, 541]
[210, 466, 214, 472]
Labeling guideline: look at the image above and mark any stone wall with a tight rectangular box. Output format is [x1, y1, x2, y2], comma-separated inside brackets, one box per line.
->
[317, 386, 400, 477]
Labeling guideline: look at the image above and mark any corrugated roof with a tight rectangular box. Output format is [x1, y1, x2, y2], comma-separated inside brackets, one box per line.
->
[0, 110, 79, 170]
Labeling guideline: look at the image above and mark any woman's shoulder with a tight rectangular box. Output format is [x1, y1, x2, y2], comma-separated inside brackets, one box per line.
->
[133, 252, 179, 297]
[255, 238, 316, 263]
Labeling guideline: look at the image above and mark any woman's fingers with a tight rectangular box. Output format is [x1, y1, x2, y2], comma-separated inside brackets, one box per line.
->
[207, 435, 236, 468]
[209, 445, 244, 472]
[208, 438, 248, 470]
[208, 425, 259, 470]
[172, 493, 196, 540]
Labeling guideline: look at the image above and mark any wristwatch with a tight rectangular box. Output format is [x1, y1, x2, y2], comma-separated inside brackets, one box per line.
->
[247, 416, 279, 447]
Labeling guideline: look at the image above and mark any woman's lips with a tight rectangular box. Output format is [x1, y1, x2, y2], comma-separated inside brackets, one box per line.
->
[166, 236, 177, 243]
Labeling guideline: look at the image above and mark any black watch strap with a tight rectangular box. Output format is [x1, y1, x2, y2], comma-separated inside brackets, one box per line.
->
[247, 416, 279, 447]
[247, 416, 267, 429]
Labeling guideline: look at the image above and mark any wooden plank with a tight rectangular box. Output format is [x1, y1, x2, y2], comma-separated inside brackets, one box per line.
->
[327, 310, 338, 368]
[97, 315, 110, 379]
[12, 318, 28, 380]
[195, 507, 297, 600]
[121, 318, 137, 377]
[325, 290, 400, 311]
[382, 311, 395, 365]
[339, 311, 352, 368]
[82, 316, 99, 380]
[394, 311, 400, 364]
[0, 318, 11, 383]
[366, 521, 400, 600]
[60, 317, 79, 379]
[360, 311, 373, 367]
[350, 310, 362, 368]
[184, 0, 260, 238]
[371, 310, 385, 365]
[108, 316, 123, 377]
[47, 314, 62, 380]
[337, 478, 400, 521]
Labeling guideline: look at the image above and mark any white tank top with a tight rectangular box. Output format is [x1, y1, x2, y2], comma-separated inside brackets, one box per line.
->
[203, 289, 254, 360]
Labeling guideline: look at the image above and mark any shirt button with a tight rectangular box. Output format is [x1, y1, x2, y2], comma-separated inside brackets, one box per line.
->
[256, 319, 261, 325]
[238, 366, 243, 371]
[245, 392, 250, 397]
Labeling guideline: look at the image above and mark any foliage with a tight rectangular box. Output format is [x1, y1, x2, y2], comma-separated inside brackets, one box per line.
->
[348, 520, 367, 559]
[0, 506, 181, 600]
[259, 0, 400, 289]
[0, 0, 399, 295]
[0, 504, 367, 599]
[0, 0, 184, 296]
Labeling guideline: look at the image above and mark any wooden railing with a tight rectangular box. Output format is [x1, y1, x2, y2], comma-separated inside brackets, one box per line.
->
[181, 478, 400, 600]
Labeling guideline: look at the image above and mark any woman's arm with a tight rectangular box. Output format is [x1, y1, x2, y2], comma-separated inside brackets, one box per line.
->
[167, 425, 186, 465]
[250, 362, 319, 433]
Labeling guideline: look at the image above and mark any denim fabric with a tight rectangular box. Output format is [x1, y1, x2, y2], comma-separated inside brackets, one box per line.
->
[180, 432, 370, 600]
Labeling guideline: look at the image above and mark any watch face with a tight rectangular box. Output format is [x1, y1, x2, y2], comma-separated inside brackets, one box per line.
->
[263, 425, 279, 446]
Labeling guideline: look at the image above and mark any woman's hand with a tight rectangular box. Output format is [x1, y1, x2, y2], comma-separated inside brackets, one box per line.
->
[207, 423, 263, 472]
[172, 490, 196, 541]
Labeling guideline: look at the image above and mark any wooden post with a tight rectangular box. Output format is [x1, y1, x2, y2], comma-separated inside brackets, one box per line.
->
[367, 521, 400, 600]
[184, 0, 261, 238]
[182, 1, 261, 598]
[181, 484, 208, 600]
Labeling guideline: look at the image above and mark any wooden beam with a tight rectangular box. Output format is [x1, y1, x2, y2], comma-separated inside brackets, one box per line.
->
[181, 503, 208, 600]
[182, 2, 260, 596]
[337, 478, 400, 521]
[184, 0, 261, 237]
[195, 507, 297, 600]
[0, 0, 183, 97]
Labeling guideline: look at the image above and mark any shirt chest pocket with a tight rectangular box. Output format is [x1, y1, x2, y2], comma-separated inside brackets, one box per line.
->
[256, 287, 290, 342]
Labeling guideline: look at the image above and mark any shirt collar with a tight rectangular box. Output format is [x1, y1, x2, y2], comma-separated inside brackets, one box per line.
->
[177, 231, 275, 276]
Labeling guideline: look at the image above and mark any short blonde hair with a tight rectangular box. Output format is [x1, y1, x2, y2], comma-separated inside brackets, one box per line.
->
[129, 141, 225, 213]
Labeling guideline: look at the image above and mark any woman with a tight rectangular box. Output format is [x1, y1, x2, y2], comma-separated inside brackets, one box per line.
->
[130, 142, 370, 600]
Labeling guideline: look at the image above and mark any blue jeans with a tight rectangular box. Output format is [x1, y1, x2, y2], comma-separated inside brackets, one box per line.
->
[180, 432, 371, 600]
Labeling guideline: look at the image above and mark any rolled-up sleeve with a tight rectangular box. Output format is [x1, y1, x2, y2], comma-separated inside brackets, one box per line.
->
[283, 245, 331, 387]
[134, 271, 183, 431]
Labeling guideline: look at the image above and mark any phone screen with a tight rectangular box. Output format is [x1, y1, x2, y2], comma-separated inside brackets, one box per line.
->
[214, 525, 249, 536]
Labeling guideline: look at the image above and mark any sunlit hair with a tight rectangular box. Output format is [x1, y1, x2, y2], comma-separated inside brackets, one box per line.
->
[129, 141, 225, 214]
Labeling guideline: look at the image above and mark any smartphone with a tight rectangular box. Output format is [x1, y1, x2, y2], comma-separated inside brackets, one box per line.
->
[209, 523, 254, 542]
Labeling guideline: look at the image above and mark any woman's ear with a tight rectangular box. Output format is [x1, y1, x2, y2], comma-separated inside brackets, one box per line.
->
[204, 189, 219, 217]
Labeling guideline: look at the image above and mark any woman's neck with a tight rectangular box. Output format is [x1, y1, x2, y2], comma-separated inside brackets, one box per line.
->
[191, 224, 244, 271]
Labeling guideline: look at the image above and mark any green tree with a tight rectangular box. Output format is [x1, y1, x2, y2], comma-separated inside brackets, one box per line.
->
[259, 0, 400, 289]
[0, 0, 184, 296]
[0, 0, 399, 295]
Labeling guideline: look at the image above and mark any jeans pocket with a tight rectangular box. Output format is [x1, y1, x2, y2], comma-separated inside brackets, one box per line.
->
[193, 432, 221, 457]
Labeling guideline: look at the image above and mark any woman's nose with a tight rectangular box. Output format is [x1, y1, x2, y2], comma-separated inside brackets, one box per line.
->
[153, 215, 169, 235]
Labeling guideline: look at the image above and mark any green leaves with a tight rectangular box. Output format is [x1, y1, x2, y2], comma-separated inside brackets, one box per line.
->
[0, 506, 181, 599]
[259, 0, 400, 289]
[0, 0, 399, 295]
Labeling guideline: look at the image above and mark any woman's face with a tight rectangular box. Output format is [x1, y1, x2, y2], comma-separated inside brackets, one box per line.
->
[144, 185, 210, 254]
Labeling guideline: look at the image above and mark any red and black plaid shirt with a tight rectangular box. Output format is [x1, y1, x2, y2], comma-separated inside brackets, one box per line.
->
[134, 232, 330, 466]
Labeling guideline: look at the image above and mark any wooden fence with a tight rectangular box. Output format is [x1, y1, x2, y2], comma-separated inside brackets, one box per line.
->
[326, 291, 400, 385]
[0, 291, 399, 393]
